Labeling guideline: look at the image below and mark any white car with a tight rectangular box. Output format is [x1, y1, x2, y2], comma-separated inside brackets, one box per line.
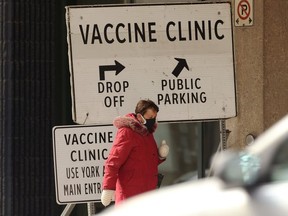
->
[97, 114, 288, 216]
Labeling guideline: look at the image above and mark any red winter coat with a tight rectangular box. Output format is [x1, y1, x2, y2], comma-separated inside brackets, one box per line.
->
[102, 113, 164, 204]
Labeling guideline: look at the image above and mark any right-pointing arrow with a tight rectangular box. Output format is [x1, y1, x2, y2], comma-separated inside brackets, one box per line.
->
[99, 60, 125, 81]
[171, 58, 189, 78]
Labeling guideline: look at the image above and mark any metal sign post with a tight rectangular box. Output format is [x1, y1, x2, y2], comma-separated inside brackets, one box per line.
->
[87, 202, 96, 216]
[207, 120, 231, 177]
[219, 119, 228, 151]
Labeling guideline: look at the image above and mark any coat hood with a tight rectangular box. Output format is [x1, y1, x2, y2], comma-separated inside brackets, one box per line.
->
[113, 113, 157, 136]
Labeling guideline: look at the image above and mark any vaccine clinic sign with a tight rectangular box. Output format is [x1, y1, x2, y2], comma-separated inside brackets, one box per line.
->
[52, 125, 116, 204]
[66, 3, 236, 125]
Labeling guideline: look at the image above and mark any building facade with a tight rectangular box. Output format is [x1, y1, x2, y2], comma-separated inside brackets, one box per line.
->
[0, 0, 287, 215]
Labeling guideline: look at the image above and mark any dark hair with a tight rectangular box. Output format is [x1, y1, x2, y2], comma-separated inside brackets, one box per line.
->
[135, 99, 159, 115]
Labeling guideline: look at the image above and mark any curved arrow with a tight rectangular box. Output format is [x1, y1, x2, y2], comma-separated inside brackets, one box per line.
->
[99, 60, 125, 81]
[172, 58, 189, 78]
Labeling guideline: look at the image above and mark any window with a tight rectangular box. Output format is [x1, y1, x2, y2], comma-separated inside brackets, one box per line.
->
[155, 121, 219, 187]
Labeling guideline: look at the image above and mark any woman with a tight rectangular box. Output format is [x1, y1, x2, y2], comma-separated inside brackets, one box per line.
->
[101, 99, 169, 206]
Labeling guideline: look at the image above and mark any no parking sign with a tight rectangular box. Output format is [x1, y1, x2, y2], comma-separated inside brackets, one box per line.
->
[235, 0, 254, 26]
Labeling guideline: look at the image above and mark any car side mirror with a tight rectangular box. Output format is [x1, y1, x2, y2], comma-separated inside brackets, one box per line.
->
[212, 150, 261, 187]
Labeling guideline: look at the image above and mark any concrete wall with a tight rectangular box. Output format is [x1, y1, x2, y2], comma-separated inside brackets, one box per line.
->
[227, 0, 288, 149]
[263, 1, 288, 127]
[226, 0, 265, 149]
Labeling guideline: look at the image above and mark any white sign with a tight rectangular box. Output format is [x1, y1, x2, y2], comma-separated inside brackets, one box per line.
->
[66, 3, 236, 125]
[52, 124, 116, 204]
[235, 0, 254, 26]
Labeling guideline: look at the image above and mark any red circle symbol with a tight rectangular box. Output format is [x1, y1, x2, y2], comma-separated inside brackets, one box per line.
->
[237, 0, 251, 20]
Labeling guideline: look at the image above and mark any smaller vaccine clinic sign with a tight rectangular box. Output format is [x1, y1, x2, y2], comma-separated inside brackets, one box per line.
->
[52, 124, 116, 204]
[66, 3, 236, 125]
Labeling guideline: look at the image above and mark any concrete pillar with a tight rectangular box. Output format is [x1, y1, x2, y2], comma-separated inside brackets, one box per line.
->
[227, 0, 288, 149]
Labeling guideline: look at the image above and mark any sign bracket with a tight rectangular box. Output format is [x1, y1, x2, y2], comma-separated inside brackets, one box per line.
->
[60, 204, 76, 216]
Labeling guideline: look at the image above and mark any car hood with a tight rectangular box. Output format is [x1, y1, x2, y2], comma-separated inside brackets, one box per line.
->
[98, 177, 253, 216]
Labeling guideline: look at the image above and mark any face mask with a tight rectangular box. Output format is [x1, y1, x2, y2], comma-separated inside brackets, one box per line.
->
[145, 118, 156, 131]
[140, 115, 156, 132]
